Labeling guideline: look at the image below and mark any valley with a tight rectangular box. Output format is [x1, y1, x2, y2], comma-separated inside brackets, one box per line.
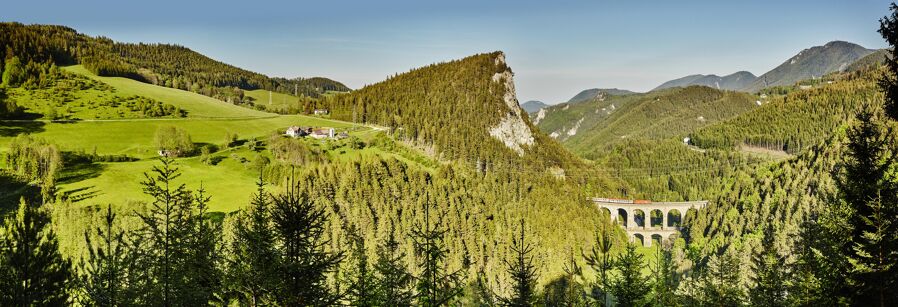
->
[1, 2, 897, 305]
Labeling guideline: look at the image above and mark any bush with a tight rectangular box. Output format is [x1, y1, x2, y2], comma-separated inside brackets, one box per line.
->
[154, 126, 195, 157]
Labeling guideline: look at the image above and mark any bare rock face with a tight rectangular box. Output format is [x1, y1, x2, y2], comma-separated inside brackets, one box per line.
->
[489, 53, 535, 156]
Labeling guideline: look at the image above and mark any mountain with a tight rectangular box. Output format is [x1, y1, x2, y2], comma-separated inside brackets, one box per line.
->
[567, 88, 638, 104]
[652, 71, 757, 91]
[521, 100, 549, 113]
[846, 48, 890, 72]
[324, 52, 581, 169]
[0, 22, 348, 109]
[742, 41, 875, 92]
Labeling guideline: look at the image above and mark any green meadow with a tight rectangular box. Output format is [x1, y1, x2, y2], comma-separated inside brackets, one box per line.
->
[1, 66, 383, 212]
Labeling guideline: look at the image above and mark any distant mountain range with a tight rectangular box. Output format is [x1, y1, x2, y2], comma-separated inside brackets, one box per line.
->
[743, 41, 875, 92]
[567, 88, 638, 103]
[652, 71, 756, 91]
[521, 100, 549, 113]
[650, 41, 875, 93]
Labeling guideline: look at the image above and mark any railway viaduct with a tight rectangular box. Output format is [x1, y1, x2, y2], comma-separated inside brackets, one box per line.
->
[590, 198, 707, 247]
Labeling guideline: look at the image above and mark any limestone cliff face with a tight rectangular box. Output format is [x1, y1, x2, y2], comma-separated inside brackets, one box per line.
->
[488, 53, 535, 156]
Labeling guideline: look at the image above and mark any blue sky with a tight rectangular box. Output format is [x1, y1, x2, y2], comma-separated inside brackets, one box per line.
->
[3, 0, 893, 103]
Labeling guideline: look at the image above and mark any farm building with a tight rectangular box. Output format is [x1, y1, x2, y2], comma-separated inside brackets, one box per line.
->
[285, 126, 309, 138]
[313, 109, 329, 115]
[310, 128, 335, 139]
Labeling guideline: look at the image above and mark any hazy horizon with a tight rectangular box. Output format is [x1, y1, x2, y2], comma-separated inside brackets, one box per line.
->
[4, 0, 891, 103]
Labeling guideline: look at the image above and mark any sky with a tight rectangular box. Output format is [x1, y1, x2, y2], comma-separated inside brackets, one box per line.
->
[2, 0, 893, 103]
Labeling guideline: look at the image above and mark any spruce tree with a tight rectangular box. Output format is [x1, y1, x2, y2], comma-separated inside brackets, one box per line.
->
[609, 243, 650, 307]
[270, 175, 344, 306]
[78, 205, 136, 306]
[499, 219, 539, 307]
[133, 157, 222, 305]
[749, 226, 789, 307]
[584, 224, 614, 306]
[226, 174, 279, 306]
[879, 2, 898, 120]
[697, 251, 745, 306]
[374, 222, 414, 306]
[411, 200, 464, 307]
[0, 199, 71, 306]
[344, 228, 377, 307]
[836, 104, 898, 306]
[648, 245, 679, 307]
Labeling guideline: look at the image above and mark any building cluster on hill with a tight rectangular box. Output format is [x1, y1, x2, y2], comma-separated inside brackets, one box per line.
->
[285, 126, 348, 140]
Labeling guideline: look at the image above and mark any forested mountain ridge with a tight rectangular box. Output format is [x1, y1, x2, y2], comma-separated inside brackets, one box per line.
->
[322, 52, 587, 174]
[0, 22, 348, 109]
[521, 100, 549, 113]
[567, 88, 638, 103]
[652, 71, 757, 92]
[692, 65, 883, 154]
[743, 40, 875, 92]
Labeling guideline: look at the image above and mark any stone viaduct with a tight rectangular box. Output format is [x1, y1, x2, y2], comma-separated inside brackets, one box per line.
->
[590, 198, 707, 247]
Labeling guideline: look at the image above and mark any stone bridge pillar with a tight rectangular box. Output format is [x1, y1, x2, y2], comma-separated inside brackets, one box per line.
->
[626, 209, 634, 229]
[661, 209, 668, 229]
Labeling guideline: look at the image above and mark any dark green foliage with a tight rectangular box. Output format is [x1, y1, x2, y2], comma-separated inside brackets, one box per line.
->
[270, 175, 344, 306]
[749, 227, 789, 307]
[543, 249, 586, 307]
[343, 228, 378, 307]
[0, 22, 348, 105]
[1, 56, 26, 87]
[131, 158, 223, 305]
[0, 200, 72, 306]
[879, 3, 898, 120]
[499, 219, 539, 307]
[226, 175, 279, 306]
[4, 135, 62, 190]
[647, 246, 679, 307]
[412, 201, 464, 307]
[834, 104, 898, 305]
[0, 87, 22, 119]
[584, 225, 615, 306]
[691, 251, 745, 306]
[78, 205, 138, 306]
[325, 52, 580, 170]
[373, 223, 414, 306]
[609, 243, 649, 307]
[154, 126, 195, 157]
[693, 70, 881, 153]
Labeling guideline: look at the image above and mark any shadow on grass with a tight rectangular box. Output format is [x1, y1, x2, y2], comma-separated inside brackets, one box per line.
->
[0, 173, 40, 216]
[0, 120, 46, 137]
[58, 162, 107, 185]
[61, 186, 101, 203]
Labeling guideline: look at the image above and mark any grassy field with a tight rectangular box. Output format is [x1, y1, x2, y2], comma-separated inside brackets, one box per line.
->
[0, 115, 360, 158]
[64, 65, 272, 118]
[244, 89, 301, 110]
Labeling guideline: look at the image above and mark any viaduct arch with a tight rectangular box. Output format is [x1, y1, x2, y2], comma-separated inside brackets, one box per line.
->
[591, 198, 707, 247]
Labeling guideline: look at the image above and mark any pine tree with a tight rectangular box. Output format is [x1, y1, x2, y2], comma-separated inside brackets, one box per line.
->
[226, 174, 279, 306]
[543, 248, 585, 306]
[584, 224, 614, 306]
[648, 245, 679, 307]
[697, 251, 745, 306]
[133, 157, 221, 305]
[412, 200, 464, 307]
[836, 104, 898, 306]
[78, 205, 136, 306]
[270, 174, 344, 306]
[499, 219, 539, 307]
[374, 222, 414, 307]
[344, 228, 377, 307]
[0, 199, 71, 305]
[749, 226, 789, 307]
[609, 243, 650, 307]
[879, 2, 898, 120]
[183, 185, 223, 304]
